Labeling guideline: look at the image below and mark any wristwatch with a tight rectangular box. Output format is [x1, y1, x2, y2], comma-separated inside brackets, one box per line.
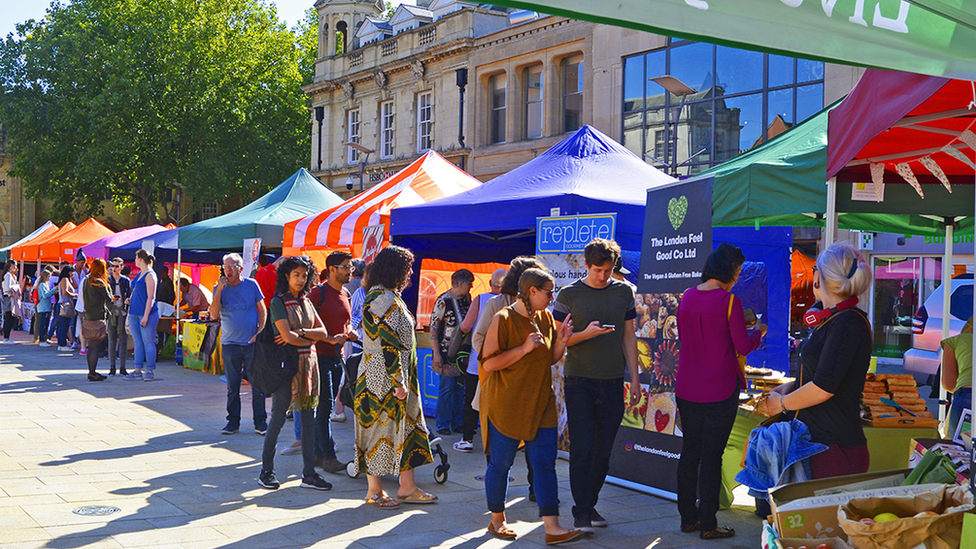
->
[300, 328, 306, 338]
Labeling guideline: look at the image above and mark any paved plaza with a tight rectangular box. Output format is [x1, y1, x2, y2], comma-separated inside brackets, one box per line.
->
[0, 332, 759, 548]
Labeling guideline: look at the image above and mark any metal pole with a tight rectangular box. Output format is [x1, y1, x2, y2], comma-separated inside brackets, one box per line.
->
[315, 106, 325, 172]
[824, 177, 838, 245]
[940, 221, 953, 425]
[456, 68, 468, 172]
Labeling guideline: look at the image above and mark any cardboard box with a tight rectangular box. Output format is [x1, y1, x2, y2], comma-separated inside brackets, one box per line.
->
[776, 537, 853, 549]
[769, 469, 940, 539]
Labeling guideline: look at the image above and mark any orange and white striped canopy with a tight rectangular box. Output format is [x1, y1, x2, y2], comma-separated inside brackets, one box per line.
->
[283, 150, 482, 253]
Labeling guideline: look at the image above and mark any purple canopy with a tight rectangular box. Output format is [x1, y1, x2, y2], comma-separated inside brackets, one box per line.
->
[81, 225, 170, 260]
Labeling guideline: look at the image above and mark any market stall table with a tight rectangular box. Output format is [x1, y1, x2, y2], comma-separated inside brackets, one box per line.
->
[720, 407, 939, 508]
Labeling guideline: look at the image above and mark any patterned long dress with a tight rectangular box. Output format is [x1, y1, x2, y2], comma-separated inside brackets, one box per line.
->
[354, 286, 433, 476]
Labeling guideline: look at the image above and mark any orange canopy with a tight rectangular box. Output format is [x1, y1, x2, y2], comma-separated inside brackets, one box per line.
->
[13, 222, 77, 262]
[790, 250, 817, 331]
[39, 218, 114, 263]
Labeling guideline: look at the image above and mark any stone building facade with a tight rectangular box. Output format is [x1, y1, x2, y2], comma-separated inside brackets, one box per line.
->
[0, 126, 38, 247]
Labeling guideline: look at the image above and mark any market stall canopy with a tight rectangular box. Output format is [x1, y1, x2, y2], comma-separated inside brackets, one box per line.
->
[0, 221, 57, 262]
[178, 168, 344, 250]
[490, 1, 976, 80]
[391, 125, 676, 263]
[13, 222, 76, 262]
[81, 225, 172, 260]
[39, 218, 114, 263]
[283, 150, 483, 256]
[111, 229, 226, 264]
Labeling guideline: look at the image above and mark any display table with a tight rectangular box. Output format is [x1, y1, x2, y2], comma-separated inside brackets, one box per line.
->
[720, 407, 939, 508]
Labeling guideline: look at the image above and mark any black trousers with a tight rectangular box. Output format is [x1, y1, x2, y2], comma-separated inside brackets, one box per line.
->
[675, 391, 738, 531]
[2, 310, 16, 339]
[461, 372, 479, 441]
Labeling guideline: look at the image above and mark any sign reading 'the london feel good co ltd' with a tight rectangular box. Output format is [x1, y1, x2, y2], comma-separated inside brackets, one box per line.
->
[638, 178, 712, 294]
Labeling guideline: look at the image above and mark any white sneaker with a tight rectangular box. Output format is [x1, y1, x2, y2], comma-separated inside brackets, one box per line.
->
[330, 411, 346, 422]
[57, 346, 71, 352]
[452, 440, 474, 453]
[38, 342, 51, 347]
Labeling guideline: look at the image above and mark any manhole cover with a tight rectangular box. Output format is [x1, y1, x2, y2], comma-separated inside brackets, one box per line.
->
[73, 506, 120, 516]
[474, 475, 514, 482]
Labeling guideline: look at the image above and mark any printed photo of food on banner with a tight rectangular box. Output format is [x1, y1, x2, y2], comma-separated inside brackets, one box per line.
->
[626, 292, 683, 437]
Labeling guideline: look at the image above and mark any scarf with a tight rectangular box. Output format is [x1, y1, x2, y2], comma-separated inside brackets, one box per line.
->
[282, 293, 320, 411]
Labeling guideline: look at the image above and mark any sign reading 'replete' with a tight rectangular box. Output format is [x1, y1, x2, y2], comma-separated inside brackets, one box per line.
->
[638, 178, 713, 294]
[536, 213, 616, 254]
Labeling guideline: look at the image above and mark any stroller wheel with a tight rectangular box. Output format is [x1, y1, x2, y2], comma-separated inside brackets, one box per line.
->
[434, 464, 449, 484]
[346, 461, 360, 478]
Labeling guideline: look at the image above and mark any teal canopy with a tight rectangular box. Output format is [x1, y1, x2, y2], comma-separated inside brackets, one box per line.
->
[178, 169, 344, 250]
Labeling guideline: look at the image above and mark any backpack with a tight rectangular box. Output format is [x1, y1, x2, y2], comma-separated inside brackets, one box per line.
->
[249, 295, 300, 395]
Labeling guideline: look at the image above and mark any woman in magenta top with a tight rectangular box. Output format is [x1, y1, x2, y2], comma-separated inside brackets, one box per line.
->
[675, 243, 765, 540]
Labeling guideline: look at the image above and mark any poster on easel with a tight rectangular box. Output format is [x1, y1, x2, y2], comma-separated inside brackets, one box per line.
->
[243, 238, 261, 278]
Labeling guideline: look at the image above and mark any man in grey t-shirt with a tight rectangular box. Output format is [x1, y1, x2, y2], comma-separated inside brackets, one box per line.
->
[553, 238, 640, 534]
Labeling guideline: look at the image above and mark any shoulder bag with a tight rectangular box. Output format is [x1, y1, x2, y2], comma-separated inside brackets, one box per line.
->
[59, 296, 77, 318]
[249, 296, 300, 395]
[445, 297, 471, 375]
[82, 319, 107, 341]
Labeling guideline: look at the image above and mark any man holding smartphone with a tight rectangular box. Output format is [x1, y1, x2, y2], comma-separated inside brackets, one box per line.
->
[553, 238, 640, 534]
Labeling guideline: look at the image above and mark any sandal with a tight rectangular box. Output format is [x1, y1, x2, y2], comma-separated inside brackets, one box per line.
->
[680, 521, 700, 533]
[700, 526, 735, 540]
[364, 493, 400, 509]
[488, 522, 517, 540]
[398, 489, 438, 504]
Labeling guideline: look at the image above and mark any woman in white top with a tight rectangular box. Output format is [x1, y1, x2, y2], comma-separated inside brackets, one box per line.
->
[57, 265, 77, 351]
[2, 262, 21, 343]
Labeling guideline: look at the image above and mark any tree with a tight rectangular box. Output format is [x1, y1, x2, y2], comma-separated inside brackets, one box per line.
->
[294, 8, 319, 87]
[0, 0, 313, 225]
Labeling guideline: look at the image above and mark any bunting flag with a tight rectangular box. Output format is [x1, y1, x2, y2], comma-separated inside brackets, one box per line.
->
[869, 162, 886, 203]
[940, 145, 976, 170]
[918, 155, 953, 193]
[958, 129, 976, 152]
[894, 162, 924, 199]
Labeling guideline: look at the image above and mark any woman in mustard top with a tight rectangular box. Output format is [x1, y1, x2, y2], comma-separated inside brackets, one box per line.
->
[941, 317, 973, 437]
[480, 268, 583, 545]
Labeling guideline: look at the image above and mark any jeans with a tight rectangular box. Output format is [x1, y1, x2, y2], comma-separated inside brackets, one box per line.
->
[564, 376, 625, 520]
[129, 311, 159, 371]
[676, 391, 738, 531]
[436, 374, 465, 432]
[315, 355, 340, 461]
[58, 315, 73, 347]
[949, 387, 972, 439]
[223, 343, 267, 429]
[263, 380, 315, 477]
[461, 372, 480, 441]
[485, 421, 559, 516]
[107, 310, 127, 373]
[36, 312, 50, 343]
[48, 306, 59, 339]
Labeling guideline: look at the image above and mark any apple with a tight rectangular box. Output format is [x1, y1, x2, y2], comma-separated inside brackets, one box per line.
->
[914, 511, 939, 518]
[874, 512, 901, 522]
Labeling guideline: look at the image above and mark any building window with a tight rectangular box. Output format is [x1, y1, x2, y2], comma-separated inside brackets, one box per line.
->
[347, 109, 361, 165]
[202, 201, 218, 220]
[417, 92, 433, 153]
[489, 73, 507, 144]
[380, 101, 395, 159]
[525, 65, 543, 139]
[562, 55, 583, 133]
[622, 40, 824, 175]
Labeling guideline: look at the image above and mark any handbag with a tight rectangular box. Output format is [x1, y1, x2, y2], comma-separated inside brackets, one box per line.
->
[445, 297, 471, 375]
[1, 294, 10, 313]
[82, 319, 107, 341]
[59, 298, 77, 318]
[249, 297, 300, 395]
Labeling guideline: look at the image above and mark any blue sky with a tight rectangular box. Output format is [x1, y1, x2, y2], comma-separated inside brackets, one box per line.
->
[0, 0, 414, 39]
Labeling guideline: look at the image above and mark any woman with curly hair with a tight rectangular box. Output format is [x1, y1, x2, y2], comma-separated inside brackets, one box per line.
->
[354, 245, 436, 509]
[258, 256, 339, 492]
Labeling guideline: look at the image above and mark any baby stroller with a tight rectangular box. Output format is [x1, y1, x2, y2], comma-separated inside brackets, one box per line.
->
[339, 348, 450, 484]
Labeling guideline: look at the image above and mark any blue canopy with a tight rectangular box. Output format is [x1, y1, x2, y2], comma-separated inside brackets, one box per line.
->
[390, 125, 676, 263]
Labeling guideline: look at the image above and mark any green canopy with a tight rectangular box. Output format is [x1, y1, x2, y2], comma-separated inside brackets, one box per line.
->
[492, 1, 976, 80]
[178, 168, 344, 250]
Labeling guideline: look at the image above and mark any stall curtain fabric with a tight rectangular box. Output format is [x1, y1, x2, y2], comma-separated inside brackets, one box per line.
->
[490, 1, 976, 80]
[178, 168, 344, 250]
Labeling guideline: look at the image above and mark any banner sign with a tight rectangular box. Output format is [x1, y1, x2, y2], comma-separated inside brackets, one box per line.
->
[362, 224, 385, 264]
[536, 213, 616, 254]
[638, 178, 712, 294]
[243, 238, 261, 279]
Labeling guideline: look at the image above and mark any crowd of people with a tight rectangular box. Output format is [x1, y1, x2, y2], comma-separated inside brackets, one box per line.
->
[0, 236, 903, 545]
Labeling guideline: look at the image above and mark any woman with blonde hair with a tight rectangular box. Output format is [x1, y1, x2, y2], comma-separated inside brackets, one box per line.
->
[82, 259, 113, 381]
[479, 268, 583, 545]
[762, 242, 873, 479]
[941, 317, 973, 437]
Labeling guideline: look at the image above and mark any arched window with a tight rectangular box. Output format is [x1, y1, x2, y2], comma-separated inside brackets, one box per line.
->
[336, 21, 348, 55]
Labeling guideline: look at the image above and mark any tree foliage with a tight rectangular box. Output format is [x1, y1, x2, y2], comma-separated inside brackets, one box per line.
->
[0, 0, 314, 224]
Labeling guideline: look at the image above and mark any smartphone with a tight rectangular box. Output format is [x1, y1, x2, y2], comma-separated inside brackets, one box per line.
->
[743, 308, 758, 325]
[602, 324, 616, 329]
[220, 265, 226, 278]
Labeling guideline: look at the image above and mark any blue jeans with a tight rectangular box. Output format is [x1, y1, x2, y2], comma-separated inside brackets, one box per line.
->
[485, 420, 559, 516]
[436, 374, 465, 431]
[314, 355, 340, 461]
[58, 315, 73, 347]
[222, 343, 267, 429]
[36, 311, 50, 343]
[129, 311, 158, 371]
[564, 376, 625, 520]
[949, 387, 972, 438]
